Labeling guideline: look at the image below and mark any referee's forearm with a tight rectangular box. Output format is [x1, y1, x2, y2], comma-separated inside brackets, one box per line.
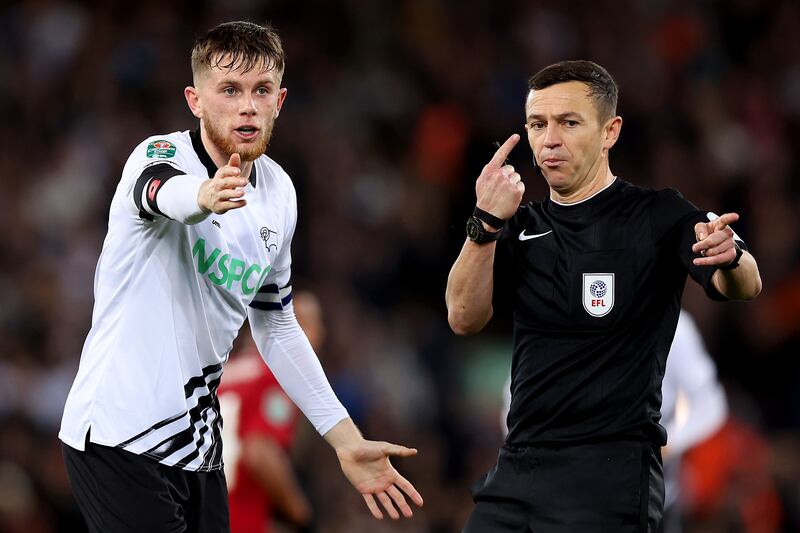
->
[446, 239, 496, 335]
[712, 252, 762, 300]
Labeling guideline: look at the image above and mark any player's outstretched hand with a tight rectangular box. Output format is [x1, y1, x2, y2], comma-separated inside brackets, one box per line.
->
[336, 439, 424, 520]
[692, 212, 739, 267]
[197, 153, 248, 214]
[475, 133, 524, 226]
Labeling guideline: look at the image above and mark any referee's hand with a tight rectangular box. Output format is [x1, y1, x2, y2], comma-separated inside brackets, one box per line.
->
[476, 133, 524, 226]
[197, 153, 248, 214]
[692, 212, 739, 266]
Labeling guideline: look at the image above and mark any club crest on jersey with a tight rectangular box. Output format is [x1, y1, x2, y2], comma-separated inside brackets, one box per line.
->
[260, 227, 277, 252]
[146, 140, 176, 159]
[582, 273, 614, 317]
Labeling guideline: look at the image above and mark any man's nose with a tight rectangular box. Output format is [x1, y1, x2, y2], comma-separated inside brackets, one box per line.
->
[240, 95, 258, 115]
[543, 124, 561, 148]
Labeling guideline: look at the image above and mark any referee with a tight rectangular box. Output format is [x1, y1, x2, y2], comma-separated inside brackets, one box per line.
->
[446, 60, 761, 532]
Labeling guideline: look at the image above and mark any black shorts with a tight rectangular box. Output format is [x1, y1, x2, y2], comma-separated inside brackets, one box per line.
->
[463, 439, 664, 533]
[62, 439, 229, 533]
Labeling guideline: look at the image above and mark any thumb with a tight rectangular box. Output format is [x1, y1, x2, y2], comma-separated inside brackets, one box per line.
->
[383, 443, 418, 457]
[228, 152, 241, 168]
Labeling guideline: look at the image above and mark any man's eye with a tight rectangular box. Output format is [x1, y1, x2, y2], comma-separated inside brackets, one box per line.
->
[531, 122, 545, 130]
[256, 87, 269, 95]
[565, 120, 578, 127]
[223, 87, 236, 96]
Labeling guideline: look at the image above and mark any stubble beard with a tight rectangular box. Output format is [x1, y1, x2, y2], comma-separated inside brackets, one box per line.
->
[204, 119, 274, 162]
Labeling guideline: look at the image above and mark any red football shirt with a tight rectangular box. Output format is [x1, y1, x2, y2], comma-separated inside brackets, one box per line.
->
[219, 350, 299, 533]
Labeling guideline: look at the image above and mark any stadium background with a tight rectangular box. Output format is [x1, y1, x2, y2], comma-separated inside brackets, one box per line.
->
[1, 0, 799, 531]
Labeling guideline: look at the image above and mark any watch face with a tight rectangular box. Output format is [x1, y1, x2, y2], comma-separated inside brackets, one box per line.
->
[466, 217, 480, 241]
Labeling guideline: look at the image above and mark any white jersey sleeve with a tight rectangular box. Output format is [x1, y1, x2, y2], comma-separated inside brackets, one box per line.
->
[248, 302, 348, 435]
[120, 136, 209, 223]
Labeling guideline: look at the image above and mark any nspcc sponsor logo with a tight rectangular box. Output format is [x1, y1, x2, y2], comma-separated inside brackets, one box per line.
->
[192, 238, 270, 295]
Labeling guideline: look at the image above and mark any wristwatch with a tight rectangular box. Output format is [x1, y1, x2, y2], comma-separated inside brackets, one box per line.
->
[466, 216, 502, 244]
[718, 240, 746, 270]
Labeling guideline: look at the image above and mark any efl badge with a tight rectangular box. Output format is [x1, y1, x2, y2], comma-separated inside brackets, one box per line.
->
[146, 140, 176, 159]
[583, 273, 614, 317]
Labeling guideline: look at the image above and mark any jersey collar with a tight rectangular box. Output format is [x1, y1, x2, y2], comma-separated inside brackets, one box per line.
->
[190, 128, 257, 188]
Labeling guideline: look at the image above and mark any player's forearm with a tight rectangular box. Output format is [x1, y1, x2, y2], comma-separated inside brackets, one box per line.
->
[148, 174, 211, 224]
[249, 307, 349, 435]
[445, 239, 496, 335]
[712, 252, 762, 300]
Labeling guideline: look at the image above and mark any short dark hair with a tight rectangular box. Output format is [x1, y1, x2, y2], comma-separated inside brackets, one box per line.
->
[528, 60, 618, 120]
[191, 21, 285, 79]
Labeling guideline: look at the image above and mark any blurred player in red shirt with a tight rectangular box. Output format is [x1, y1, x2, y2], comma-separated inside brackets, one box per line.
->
[219, 291, 326, 532]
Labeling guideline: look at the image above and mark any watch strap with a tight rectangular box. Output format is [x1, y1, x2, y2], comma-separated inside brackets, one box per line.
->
[718, 240, 745, 270]
[473, 206, 506, 230]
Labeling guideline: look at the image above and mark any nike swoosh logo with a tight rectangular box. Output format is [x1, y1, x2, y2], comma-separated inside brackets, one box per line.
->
[519, 230, 553, 241]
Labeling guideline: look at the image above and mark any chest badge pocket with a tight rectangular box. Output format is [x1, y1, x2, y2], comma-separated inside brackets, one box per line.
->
[582, 273, 615, 317]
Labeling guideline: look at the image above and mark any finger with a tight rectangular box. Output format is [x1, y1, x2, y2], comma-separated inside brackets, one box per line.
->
[701, 239, 734, 258]
[692, 227, 733, 253]
[377, 491, 400, 520]
[500, 165, 516, 177]
[363, 494, 383, 520]
[694, 222, 709, 242]
[387, 485, 413, 518]
[488, 134, 520, 169]
[215, 166, 242, 180]
[692, 246, 737, 266]
[217, 176, 248, 190]
[516, 181, 525, 194]
[218, 188, 246, 201]
[509, 173, 521, 184]
[228, 152, 241, 168]
[214, 199, 247, 213]
[711, 212, 739, 230]
[395, 474, 424, 507]
[382, 443, 418, 457]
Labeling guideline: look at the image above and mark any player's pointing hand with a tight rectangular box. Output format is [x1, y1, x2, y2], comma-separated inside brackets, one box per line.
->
[476, 133, 524, 226]
[197, 152, 248, 214]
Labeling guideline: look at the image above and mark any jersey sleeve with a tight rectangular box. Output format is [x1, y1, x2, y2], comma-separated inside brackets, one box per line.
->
[132, 162, 187, 221]
[247, 303, 349, 436]
[249, 173, 297, 312]
[120, 137, 206, 222]
[651, 189, 726, 301]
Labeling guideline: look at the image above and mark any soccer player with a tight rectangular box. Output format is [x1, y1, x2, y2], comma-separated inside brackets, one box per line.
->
[59, 21, 422, 532]
[446, 60, 761, 531]
[218, 291, 325, 532]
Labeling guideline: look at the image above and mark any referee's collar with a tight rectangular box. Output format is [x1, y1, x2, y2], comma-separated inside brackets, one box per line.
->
[189, 128, 257, 188]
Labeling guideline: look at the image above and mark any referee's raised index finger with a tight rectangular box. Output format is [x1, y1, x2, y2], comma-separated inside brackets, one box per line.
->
[488, 134, 520, 168]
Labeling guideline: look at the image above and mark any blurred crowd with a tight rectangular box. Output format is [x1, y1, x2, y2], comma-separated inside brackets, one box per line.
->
[1, 0, 799, 531]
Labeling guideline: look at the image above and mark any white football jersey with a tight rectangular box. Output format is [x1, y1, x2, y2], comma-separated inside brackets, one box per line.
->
[60, 130, 297, 471]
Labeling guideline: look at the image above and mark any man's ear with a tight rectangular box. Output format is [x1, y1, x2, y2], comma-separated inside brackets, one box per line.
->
[184, 86, 202, 119]
[603, 116, 623, 151]
[274, 87, 288, 118]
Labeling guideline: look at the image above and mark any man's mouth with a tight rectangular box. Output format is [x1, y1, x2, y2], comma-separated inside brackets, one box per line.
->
[542, 157, 565, 167]
[234, 126, 260, 140]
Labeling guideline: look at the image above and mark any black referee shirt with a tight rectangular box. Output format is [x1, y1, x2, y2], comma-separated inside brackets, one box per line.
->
[496, 178, 725, 447]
